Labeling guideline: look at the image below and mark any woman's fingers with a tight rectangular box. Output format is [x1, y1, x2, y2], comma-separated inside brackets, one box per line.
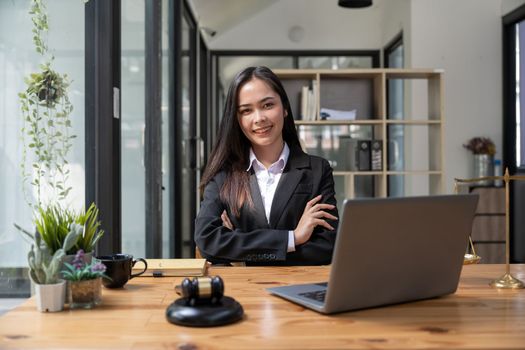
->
[305, 195, 322, 209]
[310, 203, 335, 212]
[312, 210, 338, 221]
[221, 210, 234, 230]
[315, 218, 334, 231]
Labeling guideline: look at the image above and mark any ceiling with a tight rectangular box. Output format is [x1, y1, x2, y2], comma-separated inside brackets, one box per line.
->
[186, 0, 382, 86]
[187, 0, 279, 42]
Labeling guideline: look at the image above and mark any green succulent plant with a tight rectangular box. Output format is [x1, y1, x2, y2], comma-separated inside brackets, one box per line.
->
[16, 223, 83, 285]
[33, 203, 104, 255]
[73, 203, 104, 253]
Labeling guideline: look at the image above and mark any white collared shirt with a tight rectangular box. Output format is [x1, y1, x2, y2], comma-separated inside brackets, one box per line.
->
[247, 143, 295, 252]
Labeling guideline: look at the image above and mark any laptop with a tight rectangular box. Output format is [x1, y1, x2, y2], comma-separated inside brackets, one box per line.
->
[267, 194, 479, 314]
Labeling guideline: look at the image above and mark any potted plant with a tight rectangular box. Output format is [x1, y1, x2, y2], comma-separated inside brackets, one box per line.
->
[62, 249, 109, 309]
[18, 223, 82, 312]
[72, 203, 105, 255]
[34, 203, 104, 264]
[463, 137, 496, 156]
[463, 137, 496, 186]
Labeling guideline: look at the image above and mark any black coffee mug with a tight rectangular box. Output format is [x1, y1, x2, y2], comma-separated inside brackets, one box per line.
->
[96, 254, 148, 288]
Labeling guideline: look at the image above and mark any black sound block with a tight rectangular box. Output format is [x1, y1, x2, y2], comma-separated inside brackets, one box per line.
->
[166, 296, 244, 327]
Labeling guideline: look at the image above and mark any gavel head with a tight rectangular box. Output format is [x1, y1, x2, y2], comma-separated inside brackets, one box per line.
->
[179, 276, 224, 303]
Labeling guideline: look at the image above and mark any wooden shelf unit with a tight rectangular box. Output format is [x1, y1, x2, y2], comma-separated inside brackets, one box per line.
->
[275, 68, 444, 200]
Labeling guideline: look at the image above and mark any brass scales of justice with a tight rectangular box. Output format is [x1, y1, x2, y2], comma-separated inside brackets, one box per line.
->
[455, 168, 525, 289]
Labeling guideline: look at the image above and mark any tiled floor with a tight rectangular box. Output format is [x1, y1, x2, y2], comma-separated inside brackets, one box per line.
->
[0, 298, 27, 316]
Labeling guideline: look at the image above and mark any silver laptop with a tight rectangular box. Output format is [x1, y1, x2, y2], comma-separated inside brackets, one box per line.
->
[267, 194, 479, 314]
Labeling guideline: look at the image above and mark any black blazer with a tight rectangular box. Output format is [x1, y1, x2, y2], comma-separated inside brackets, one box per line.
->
[194, 146, 338, 265]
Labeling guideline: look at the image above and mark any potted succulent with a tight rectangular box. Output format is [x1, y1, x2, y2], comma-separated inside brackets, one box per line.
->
[463, 137, 496, 186]
[62, 249, 109, 309]
[18, 223, 82, 312]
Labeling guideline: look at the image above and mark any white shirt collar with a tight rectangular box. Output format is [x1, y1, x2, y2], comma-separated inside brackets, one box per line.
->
[247, 142, 290, 172]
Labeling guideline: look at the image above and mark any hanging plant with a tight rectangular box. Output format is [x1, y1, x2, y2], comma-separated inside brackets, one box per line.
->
[19, 0, 75, 209]
[26, 63, 69, 107]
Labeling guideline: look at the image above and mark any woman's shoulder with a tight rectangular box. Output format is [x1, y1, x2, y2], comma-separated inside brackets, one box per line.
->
[302, 151, 331, 169]
[289, 145, 331, 170]
[209, 170, 227, 184]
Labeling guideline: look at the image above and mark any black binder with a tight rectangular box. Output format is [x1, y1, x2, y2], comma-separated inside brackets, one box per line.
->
[356, 140, 371, 171]
[371, 140, 382, 171]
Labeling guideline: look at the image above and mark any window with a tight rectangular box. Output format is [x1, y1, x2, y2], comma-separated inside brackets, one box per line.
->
[384, 33, 405, 197]
[0, 0, 85, 296]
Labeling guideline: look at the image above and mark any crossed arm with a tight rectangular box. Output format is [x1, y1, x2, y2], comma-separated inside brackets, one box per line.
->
[194, 161, 338, 265]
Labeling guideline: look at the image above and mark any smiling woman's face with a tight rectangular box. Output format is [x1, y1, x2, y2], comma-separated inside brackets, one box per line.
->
[236, 77, 287, 153]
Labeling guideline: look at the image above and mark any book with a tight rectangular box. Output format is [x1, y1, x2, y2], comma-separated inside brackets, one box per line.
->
[300, 85, 309, 120]
[310, 79, 318, 120]
[132, 259, 207, 277]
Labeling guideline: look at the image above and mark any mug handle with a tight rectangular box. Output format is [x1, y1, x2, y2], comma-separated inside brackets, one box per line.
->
[131, 258, 148, 278]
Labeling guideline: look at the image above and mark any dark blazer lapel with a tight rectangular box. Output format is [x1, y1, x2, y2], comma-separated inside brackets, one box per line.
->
[268, 147, 310, 228]
[249, 171, 270, 228]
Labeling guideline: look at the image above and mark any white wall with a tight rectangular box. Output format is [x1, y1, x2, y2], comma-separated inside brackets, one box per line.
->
[381, 0, 411, 62]
[409, 0, 503, 192]
[381, 0, 522, 193]
[502, 0, 525, 15]
[205, 0, 521, 194]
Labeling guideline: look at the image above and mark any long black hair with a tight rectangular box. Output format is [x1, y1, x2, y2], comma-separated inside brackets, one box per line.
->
[200, 66, 301, 217]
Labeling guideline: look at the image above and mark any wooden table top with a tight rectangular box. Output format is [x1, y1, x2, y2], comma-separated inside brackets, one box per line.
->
[1, 264, 525, 349]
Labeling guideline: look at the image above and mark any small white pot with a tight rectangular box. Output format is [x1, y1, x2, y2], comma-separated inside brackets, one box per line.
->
[34, 280, 66, 312]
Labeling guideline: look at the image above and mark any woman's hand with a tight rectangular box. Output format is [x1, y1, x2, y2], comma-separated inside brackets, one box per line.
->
[294, 195, 337, 246]
[221, 210, 234, 230]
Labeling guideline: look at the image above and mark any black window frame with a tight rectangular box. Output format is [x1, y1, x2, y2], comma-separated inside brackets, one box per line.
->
[503, 4, 525, 174]
[85, 0, 121, 255]
[503, 3, 525, 262]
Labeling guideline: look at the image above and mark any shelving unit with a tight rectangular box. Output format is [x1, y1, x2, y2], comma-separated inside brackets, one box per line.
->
[275, 68, 444, 204]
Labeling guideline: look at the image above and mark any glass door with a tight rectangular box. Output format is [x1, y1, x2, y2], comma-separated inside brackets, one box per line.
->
[178, 9, 198, 257]
[385, 35, 405, 196]
[121, 1, 197, 258]
[121, 0, 147, 257]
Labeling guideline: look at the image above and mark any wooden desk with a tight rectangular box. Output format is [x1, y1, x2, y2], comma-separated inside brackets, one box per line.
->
[1, 264, 525, 349]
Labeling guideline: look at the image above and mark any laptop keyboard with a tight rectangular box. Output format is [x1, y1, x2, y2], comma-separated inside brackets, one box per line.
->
[299, 289, 326, 302]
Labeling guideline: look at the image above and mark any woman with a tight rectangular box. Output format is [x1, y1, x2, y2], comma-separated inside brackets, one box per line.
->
[195, 66, 338, 265]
